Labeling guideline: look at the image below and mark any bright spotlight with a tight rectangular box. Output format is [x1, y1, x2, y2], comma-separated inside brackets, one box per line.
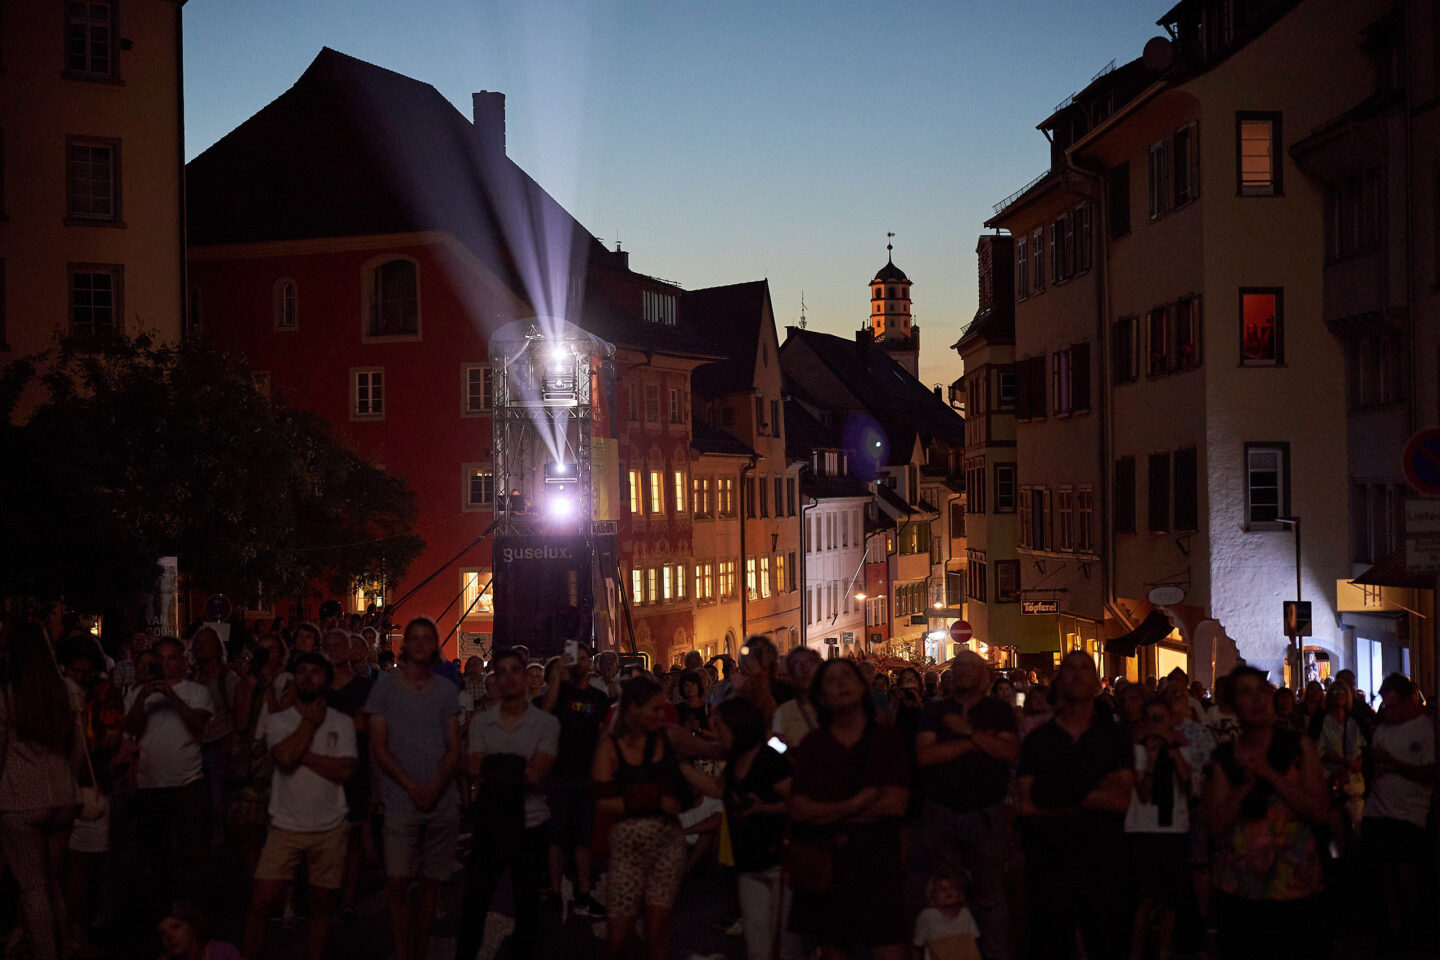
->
[550, 345, 570, 364]
[544, 460, 577, 484]
[546, 493, 575, 520]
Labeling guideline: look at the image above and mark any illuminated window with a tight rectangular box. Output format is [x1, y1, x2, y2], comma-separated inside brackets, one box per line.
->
[746, 557, 758, 601]
[674, 471, 686, 513]
[632, 569, 643, 605]
[462, 465, 494, 510]
[649, 470, 664, 513]
[352, 368, 384, 419]
[463, 364, 493, 414]
[1239, 288, 1283, 365]
[674, 563, 687, 599]
[647, 568, 658, 604]
[717, 478, 736, 517]
[628, 469, 643, 513]
[718, 560, 736, 601]
[775, 553, 787, 593]
[662, 566, 673, 602]
[1237, 113, 1282, 196]
[759, 557, 772, 599]
[459, 569, 494, 615]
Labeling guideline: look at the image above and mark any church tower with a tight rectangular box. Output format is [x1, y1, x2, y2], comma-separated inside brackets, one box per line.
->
[867, 239, 919, 377]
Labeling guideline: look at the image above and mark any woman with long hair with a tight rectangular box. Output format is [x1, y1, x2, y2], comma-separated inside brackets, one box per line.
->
[592, 676, 700, 960]
[0, 623, 82, 960]
[787, 658, 909, 959]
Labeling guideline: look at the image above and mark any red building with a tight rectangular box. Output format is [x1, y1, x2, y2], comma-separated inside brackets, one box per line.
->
[187, 49, 715, 661]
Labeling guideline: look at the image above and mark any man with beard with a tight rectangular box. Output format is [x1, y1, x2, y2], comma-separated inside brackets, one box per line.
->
[242, 653, 357, 960]
[916, 650, 1019, 960]
[1017, 650, 1134, 960]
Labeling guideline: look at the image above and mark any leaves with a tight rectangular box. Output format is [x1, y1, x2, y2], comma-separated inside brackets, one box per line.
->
[0, 335, 423, 613]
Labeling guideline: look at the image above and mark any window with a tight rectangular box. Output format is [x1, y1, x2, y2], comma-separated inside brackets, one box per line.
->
[1147, 300, 1202, 376]
[966, 550, 988, 603]
[950, 500, 965, 539]
[1173, 448, 1199, 532]
[1173, 123, 1199, 205]
[1031, 228, 1045, 291]
[1053, 349, 1072, 414]
[1240, 288, 1283, 365]
[775, 554, 788, 594]
[632, 569, 644, 605]
[459, 569, 494, 615]
[674, 471, 686, 513]
[1147, 307, 1170, 377]
[352, 368, 385, 419]
[718, 560, 737, 601]
[1113, 316, 1139, 384]
[965, 460, 986, 514]
[674, 563, 687, 600]
[786, 478, 796, 516]
[773, 477, 784, 519]
[997, 369, 1017, 408]
[462, 364, 494, 415]
[1237, 113, 1282, 196]
[367, 259, 419, 337]
[755, 397, 768, 436]
[695, 563, 714, 602]
[759, 556, 772, 599]
[1148, 452, 1172, 533]
[771, 399, 781, 436]
[669, 388, 682, 423]
[662, 566, 673, 602]
[746, 557, 758, 601]
[718, 478, 736, 517]
[1014, 355, 1046, 420]
[66, 1, 115, 78]
[463, 465, 494, 509]
[1244, 443, 1289, 530]
[899, 521, 930, 556]
[1107, 163, 1131, 238]
[66, 139, 119, 222]
[693, 476, 712, 517]
[1070, 342, 1091, 411]
[645, 385, 661, 422]
[995, 559, 1020, 603]
[1076, 487, 1095, 552]
[1057, 487, 1075, 551]
[275, 280, 299, 330]
[1024, 487, 1051, 551]
[643, 290, 677, 325]
[647, 568, 658, 605]
[1016, 236, 1029, 297]
[649, 470, 664, 513]
[745, 477, 756, 518]
[628, 469, 643, 514]
[1050, 216, 1072, 282]
[758, 476, 769, 518]
[995, 463, 1016, 512]
[1114, 456, 1136, 533]
[786, 551, 796, 591]
[1326, 170, 1382, 261]
[69, 264, 122, 339]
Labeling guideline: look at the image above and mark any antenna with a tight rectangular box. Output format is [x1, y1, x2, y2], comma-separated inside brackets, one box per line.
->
[799, 291, 807, 329]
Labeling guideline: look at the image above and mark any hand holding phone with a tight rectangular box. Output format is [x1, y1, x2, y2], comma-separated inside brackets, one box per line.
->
[766, 735, 787, 754]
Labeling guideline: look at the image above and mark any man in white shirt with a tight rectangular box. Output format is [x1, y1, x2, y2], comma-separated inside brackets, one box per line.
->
[123, 636, 213, 909]
[242, 652, 357, 960]
[1362, 673, 1435, 948]
[455, 648, 559, 960]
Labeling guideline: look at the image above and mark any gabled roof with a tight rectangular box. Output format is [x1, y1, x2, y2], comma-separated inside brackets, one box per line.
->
[690, 419, 756, 459]
[781, 329, 964, 453]
[684, 281, 772, 397]
[186, 48, 714, 357]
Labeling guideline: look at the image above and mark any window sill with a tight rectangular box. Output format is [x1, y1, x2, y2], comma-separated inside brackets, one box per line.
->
[63, 217, 126, 229]
[1239, 361, 1286, 369]
[62, 71, 124, 86]
[350, 414, 386, 422]
[362, 333, 422, 344]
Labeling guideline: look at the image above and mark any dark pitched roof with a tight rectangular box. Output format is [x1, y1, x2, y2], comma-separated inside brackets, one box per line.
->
[781, 329, 964, 452]
[186, 48, 715, 358]
[690, 419, 756, 459]
[953, 305, 1014, 351]
[873, 259, 909, 283]
[684, 281, 772, 397]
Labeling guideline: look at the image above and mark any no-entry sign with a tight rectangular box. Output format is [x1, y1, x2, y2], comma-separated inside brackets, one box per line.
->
[1402, 428, 1440, 497]
[949, 620, 974, 644]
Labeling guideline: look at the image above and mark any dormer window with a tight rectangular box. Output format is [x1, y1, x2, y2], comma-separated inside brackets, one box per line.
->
[643, 290, 676, 325]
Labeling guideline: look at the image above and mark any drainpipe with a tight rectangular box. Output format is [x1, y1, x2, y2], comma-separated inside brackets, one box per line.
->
[739, 454, 758, 638]
[799, 492, 819, 649]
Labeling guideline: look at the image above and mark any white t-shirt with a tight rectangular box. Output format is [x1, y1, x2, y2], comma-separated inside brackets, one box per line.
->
[264, 706, 356, 833]
[1364, 715, 1435, 828]
[913, 906, 980, 960]
[1124, 742, 1189, 833]
[124, 680, 215, 789]
[467, 703, 560, 829]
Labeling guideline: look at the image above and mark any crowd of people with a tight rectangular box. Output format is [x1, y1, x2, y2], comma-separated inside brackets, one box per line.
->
[0, 604, 1435, 960]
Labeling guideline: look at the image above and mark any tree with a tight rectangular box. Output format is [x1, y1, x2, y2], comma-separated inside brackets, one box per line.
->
[0, 335, 424, 615]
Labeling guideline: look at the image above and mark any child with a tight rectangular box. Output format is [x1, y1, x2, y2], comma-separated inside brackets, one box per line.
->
[913, 871, 981, 960]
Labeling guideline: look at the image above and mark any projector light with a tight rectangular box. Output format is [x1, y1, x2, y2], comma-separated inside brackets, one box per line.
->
[544, 460, 578, 484]
[546, 493, 575, 520]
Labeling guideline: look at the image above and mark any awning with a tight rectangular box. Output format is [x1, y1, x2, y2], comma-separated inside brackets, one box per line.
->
[1351, 549, 1433, 590]
[1103, 610, 1173, 657]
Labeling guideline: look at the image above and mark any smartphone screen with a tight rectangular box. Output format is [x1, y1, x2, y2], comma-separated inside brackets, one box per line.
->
[766, 735, 788, 754]
[563, 639, 578, 667]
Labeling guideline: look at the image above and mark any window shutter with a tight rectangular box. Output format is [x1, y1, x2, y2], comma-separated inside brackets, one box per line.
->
[1015, 362, 1032, 420]
[1174, 448, 1199, 531]
[1072, 342, 1091, 411]
[1115, 457, 1136, 533]
[1148, 452, 1172, 532]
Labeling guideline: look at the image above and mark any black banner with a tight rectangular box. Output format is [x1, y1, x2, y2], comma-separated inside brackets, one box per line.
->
[492, 536, 593, 659]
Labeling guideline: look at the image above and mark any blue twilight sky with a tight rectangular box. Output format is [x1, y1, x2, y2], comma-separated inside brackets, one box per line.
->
[184, 0, 1168, 388]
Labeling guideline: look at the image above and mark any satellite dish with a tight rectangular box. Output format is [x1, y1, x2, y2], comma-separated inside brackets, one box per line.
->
[1143, 36, 1175, 72]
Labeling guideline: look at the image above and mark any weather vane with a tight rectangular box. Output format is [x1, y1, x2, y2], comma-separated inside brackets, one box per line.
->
[887, 231, 895, 261]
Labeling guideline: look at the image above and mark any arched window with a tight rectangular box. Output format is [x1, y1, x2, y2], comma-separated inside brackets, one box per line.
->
[275, 279, 298, 329]
[367, 258, 418, 337]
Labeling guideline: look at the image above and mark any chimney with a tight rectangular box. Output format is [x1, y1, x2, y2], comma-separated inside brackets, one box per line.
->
[855, 326, 873, 361]
[472, 91, 506, 153]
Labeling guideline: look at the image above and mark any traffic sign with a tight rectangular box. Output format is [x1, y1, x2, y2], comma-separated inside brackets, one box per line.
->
[1402, 429, 1440, 497]
[949, 620, 973, 644]
[204, 594, 232, 623]
[1283, 600, 1312, 637]
[1406, 499, 1440, 573]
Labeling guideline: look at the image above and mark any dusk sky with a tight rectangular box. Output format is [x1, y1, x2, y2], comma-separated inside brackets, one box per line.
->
[185, 0, 1170, 389]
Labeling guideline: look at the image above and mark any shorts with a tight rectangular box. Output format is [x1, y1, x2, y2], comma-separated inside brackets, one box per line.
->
[383, 806, 460, 882]
[255, 821, 349, 889]
[1126, 832, 1190, 906]
[68, 807, 111, 855]
[606, 817, 686, 916]
[1362, 816, 1427, 865]
[546, 782, 594, 848]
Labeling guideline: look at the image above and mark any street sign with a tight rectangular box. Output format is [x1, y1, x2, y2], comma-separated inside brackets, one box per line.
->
[1283, 600, 1312, 637]
[949, 620, 973, 644]
[909, 614, 928, 625]
[824, 637, 838, 645]
[1020, 599, 1058, 615]
[1405, 499, 1440, 573]
[1403, 429, 1440, 497]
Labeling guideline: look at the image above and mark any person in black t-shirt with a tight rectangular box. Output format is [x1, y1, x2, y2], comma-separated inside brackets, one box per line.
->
[915, 651, 1018, 960]
[544, 644, 610, 918]
[1017, 650, 1135, 960]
